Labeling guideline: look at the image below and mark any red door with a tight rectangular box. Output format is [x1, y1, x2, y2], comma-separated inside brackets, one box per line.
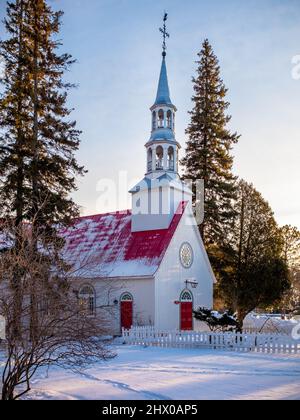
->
[121, 301, 133, 329]
[180, 302, 193, 331]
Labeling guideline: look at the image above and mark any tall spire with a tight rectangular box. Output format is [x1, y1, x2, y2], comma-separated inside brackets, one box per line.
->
[154, 58, 172, 106]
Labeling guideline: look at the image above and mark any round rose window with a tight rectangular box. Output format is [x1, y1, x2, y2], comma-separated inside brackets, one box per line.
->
[180, 243, 194, 269]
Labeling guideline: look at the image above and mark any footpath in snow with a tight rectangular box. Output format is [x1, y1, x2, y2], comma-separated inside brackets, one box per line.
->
[2, 345, 298, 401]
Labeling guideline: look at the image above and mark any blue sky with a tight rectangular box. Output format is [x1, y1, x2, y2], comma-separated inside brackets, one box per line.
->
[0, 0, 300, 228]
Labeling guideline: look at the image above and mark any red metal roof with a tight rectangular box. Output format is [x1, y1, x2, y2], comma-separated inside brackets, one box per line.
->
[60, 202, 187, 278]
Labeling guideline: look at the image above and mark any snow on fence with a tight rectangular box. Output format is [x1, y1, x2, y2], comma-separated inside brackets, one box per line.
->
[122, 326, 300, 354]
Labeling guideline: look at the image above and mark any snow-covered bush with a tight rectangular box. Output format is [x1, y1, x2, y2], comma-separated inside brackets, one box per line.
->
[193, 308, 239, 332]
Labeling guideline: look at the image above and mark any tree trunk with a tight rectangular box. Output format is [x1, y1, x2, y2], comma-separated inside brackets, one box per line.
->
[1, 379, 15, 400]
[29, 3, 40, 343]
[11, 0, 25, 341]
[236, 309, 247, 333]
[15, 0, 25, 228]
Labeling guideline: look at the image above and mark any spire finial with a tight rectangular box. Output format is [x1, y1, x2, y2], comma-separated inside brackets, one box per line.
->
[159, 12, 169, 58]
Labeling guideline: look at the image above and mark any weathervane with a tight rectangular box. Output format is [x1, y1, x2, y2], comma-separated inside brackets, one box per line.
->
[159, 12, 170, 57]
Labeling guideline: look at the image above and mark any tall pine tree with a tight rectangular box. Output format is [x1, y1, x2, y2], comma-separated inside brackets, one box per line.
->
[0, 0, 85, 235]
[182, 39, 239, 247]
[25, 0, 85, 237]
[0, 0, 85, 338]
[279, 225, 300, 310]
[0, 0, 31, 337]
[0, 0, 30, 226]
[217, 180, 290, 329]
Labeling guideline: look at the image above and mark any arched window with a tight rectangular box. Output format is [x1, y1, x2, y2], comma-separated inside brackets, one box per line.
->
[180, 290, 193, 302]
[147, 148, 153, 172]
[79, 285, 95, 316]
[156, 146, 164, 170]
[39, 297, 50, 316]
[158, 109, 164, 128]
[120, 292, 133, 302]
[167, 110, 172, 129]
[152, 111, 156, 131]
[172, 113, 175, 130]
[167, 146, 174, 171]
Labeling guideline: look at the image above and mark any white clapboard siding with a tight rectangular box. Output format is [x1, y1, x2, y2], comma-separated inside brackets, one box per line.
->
[0, 316, 5, 340]
[122, 326, 300, 354]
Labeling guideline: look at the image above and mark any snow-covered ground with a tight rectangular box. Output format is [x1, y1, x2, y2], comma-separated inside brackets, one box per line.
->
[2, 345, 299, 400]
[192, 313, 298, 334]
[243, 313, 299, 334]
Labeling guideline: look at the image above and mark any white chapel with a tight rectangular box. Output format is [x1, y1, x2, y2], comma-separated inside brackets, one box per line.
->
[59, 25, 215, 334]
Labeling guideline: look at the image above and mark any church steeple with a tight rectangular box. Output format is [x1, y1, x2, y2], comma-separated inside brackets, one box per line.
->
[129, 14, 192, 233]
[146, 13, 179, 176]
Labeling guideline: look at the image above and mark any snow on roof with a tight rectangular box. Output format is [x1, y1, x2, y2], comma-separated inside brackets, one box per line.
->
[60, 202, 187, 279]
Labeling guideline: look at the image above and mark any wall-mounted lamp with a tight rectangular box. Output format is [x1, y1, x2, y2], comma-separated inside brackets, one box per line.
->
[185, 279, 198, 289]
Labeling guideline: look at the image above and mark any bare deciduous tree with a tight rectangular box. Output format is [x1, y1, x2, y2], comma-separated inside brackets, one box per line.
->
[0, 221, 115, 400]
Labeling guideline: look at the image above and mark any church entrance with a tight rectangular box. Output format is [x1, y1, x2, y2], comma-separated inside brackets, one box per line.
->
[120, 293, 133, 330]
[180, 290, 193, 331]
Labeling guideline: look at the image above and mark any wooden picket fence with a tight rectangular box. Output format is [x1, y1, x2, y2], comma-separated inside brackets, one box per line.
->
[122, 326, 300, 354]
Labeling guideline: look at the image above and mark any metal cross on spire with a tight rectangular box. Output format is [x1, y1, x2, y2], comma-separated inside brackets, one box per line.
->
[159, 12, 170, 57]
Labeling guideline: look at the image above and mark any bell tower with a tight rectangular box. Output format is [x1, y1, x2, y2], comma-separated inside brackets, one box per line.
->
[147, 54, 179, 178]
[146, 13, 179, 179]
[130, 14, 192, 232]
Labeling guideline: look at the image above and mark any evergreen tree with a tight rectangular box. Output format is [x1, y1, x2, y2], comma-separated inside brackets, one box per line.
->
[0, 0, 85, 338]
[193, 307, 239, 332]
[0, 0, 30, 226]
[0, 0, 31, 337]
[0, 0, 85, 235]
[279, 225, 300, 310]
[26, 0, 85, 237]
[281, 225, 300, 269]
[217, 180, 290, 329]
[181, 39, 239, 246]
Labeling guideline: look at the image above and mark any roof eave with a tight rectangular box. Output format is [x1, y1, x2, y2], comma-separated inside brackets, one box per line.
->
[150, 103, 177, 112]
